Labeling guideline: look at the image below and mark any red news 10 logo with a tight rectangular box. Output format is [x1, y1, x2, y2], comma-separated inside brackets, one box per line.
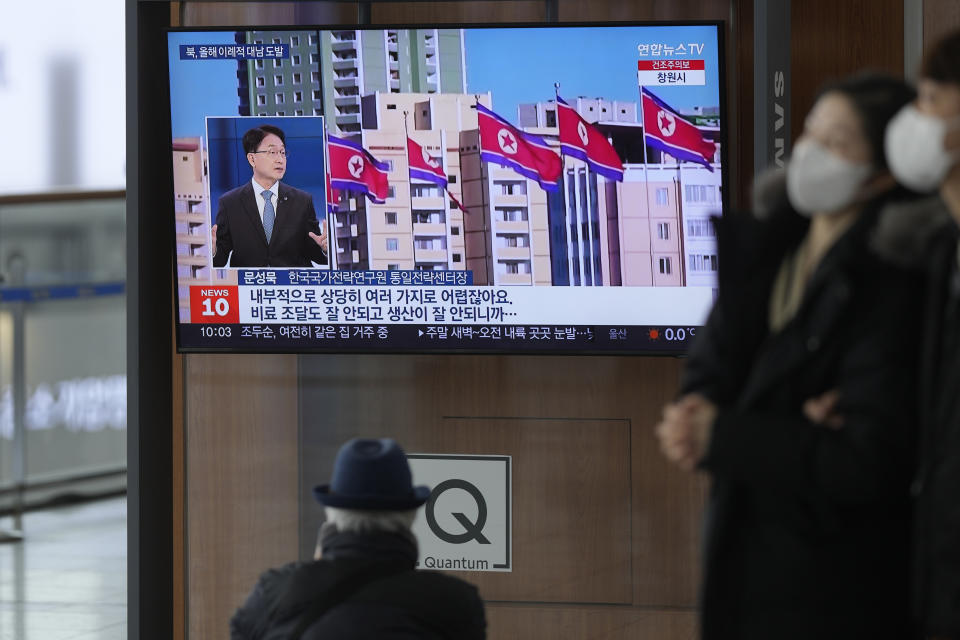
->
[190, 286, 240, 324]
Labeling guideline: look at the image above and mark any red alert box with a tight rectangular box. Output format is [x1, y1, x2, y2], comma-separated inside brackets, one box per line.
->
[190, 286, 239, 323]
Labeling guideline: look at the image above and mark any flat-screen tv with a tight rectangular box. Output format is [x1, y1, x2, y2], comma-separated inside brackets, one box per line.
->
[166, 22, 727, 353]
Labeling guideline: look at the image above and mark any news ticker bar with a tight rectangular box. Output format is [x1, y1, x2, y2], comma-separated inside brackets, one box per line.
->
[180, 323, 699, 353]
[189, 283, 714, 327]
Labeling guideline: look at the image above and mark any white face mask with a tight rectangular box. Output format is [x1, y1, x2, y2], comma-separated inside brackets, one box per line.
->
[885, 104, 960, 193]
[786, 139, 873, 216]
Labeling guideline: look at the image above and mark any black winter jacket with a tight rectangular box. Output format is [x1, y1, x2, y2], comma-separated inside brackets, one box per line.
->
[230, 525, 486, 640]
[682, 177, 924, 640]
[906, 196, 960, 639]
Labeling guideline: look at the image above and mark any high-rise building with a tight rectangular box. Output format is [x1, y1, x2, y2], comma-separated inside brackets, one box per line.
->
[519, 98, 636, 287]
[677, 164, 722, 288]
[585, 160, 721, 288]
[320, 29, 466, 135]
[517, 97, 722, 288]
[236, 30, 323, 117]
[548, 156, 617, 287]
[236, 29, 466, 134]
[459, 129, 552, 286]
[610, 165, 684, 287]
[334, 128, 462, 272]
[518, 96, 639, 128]
[332, 91, 555, 285]
[172, 138, 214, 322]
[332, 92, 483, 272]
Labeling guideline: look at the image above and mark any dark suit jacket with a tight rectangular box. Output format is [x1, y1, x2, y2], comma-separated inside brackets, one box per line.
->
[213, 181, 327, 268]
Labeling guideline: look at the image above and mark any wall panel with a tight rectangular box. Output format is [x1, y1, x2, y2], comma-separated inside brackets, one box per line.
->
[372, 1, 545, 22]
[790, 0, 904, 143]
[924, 0, 960, 51]
[185, 354, 300, 639]
[484, 605, 698, 640]
[297, 353, 704, 637]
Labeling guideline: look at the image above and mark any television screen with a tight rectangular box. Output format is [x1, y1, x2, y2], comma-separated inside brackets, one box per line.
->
[166, 22, 726, 354]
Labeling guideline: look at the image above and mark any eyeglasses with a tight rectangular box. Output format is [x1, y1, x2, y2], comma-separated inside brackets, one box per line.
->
[251, 149, 288, 159]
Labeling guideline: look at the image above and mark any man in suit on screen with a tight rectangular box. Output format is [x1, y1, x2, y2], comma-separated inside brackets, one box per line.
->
[211, 124, 328, 267]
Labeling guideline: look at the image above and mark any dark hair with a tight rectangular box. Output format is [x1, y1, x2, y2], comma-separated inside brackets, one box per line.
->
[921, 29, 960, 86]
[242, 125, 286, 155]
[815, 72, 916, 171]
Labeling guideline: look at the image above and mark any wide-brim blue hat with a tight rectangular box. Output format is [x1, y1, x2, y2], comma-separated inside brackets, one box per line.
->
[313, 438, 431, 511]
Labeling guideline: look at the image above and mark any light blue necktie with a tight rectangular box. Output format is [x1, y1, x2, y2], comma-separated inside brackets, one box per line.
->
[262, 189, 275, 243]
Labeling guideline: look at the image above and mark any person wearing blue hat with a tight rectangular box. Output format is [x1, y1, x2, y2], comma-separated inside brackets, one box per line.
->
[229, 438, 486, 639]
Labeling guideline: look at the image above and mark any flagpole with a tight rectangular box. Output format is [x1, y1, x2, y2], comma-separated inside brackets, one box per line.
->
[673, 105, 685, 284]
[583, 109, 595, 287]
[476, 93, 495, 285]
[556, 83, 575, 287]
[553, 82, 573, 287]
[585, 166, 595, 285]
[568, 97, 588, 286]
[675, 140, 686, 285]
[676, 166, 686, 286]
[638, 84, 656, 284]
[404, 110, 417, 272]
[440, 127, 454, 270]
[322, 121, 338, 270]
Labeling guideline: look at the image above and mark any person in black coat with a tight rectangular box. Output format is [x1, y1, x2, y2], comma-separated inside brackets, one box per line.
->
[230, 438, 486, 640]
[211, 124, 328, 268]
[884, 29, 960, 640]
[656, 73, 922, 640]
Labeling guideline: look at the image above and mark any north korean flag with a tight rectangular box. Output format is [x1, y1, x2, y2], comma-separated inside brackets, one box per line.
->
[477, 102, 561, 191]
[328, 134, 390, 204]
[447, 190, 468, 214]
[406, 137, 447, 189]
[641, 87, 718, 171]
[556, 96, 624, 181]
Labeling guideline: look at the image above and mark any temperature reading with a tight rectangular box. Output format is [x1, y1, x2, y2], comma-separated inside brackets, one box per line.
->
[663, 327, 698, 342]
[664, 328, 685, 341]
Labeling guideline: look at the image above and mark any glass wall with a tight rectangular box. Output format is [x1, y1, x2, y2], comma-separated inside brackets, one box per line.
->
[0, 196, 126, 492]
[0, 0, 127, 493]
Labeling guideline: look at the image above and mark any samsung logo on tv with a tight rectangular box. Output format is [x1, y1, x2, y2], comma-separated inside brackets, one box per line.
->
[774, 70, 786, 168]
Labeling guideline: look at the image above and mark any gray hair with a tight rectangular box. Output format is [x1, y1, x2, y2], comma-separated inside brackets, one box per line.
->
[324, 507, 418, 534]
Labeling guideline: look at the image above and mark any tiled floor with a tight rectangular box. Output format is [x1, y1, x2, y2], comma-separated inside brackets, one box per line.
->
[0, 497, 126, 640]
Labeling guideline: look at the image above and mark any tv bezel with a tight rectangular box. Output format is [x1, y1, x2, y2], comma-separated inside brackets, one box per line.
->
[164, 19, 730, 356]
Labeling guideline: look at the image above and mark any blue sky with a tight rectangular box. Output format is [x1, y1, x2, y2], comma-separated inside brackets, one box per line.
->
[464, 25, 721, 124]
[168, 31, 241, 139]
[168, 25, 722, 138]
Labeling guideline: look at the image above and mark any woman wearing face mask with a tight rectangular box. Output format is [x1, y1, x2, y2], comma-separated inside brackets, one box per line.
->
[885, 30, 960, 640]
[655, 73, 922, 640]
